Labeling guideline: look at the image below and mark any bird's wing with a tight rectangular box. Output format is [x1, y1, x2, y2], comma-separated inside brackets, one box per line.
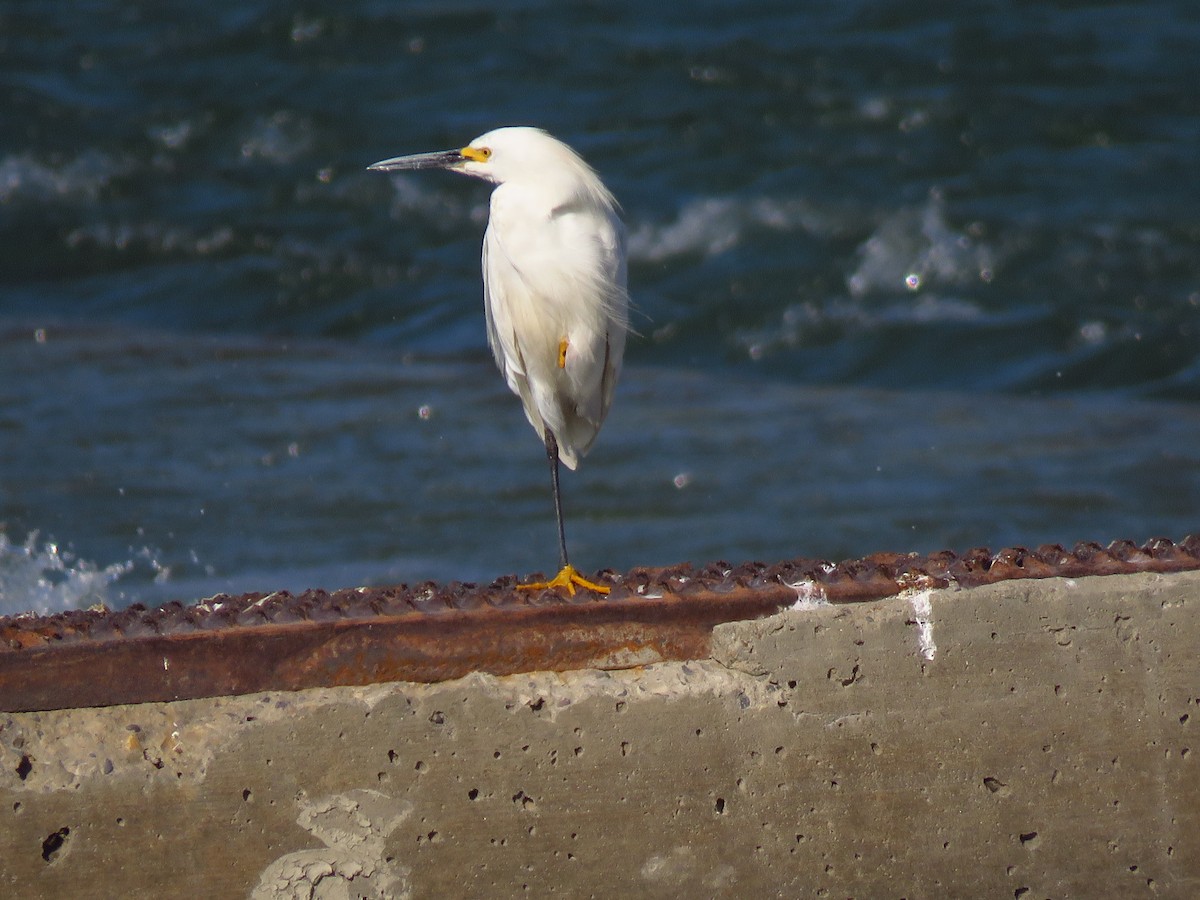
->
[482, 222, 543, 435]
[482, 189, 628, 469]
[482, 223, 522, 381]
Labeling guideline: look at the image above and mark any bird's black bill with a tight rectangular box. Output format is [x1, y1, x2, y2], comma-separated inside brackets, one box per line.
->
[366, 149, 464, 172]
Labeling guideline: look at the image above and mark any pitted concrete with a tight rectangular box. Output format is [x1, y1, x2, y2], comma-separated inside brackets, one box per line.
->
[2, 571, 1197, 897]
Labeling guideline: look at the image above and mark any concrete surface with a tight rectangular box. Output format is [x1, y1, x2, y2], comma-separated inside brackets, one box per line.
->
[1, 570, 1196, 898]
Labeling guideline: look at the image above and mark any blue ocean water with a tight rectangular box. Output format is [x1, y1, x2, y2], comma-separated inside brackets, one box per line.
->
[2, 2, 1199, 614]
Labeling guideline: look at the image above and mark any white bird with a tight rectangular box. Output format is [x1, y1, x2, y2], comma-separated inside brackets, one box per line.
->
[368, 127, 628, 595]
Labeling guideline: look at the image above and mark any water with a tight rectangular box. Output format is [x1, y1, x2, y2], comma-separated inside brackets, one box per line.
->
[2, 2, 1199, 615]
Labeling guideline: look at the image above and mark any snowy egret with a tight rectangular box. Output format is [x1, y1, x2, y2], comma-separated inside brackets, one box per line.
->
[369, 127, 628, 595]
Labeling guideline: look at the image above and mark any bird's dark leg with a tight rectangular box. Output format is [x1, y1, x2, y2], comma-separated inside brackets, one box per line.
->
[517, 429, 610, 595]
[544, 430, 570, 571]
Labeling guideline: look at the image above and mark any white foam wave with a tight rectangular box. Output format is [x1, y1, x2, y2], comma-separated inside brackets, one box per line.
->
[0, 532, 167, 617]
[626, 195, 825, 263]
[0, 150, 129, 205]
[148, 117, 204, 152]
[739, 293, 987, 361]
[848, 193, 996, 297]
[239, 111, 315, 164]
[736, 194, 1001, 359]
[63, 221, 236, 256]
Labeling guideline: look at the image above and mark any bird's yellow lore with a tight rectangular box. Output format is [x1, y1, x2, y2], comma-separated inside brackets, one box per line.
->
[369, 127, 628, 595]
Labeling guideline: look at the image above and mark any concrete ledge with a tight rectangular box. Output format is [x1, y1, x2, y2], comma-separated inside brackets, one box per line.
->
[2, 571, 1197, 897]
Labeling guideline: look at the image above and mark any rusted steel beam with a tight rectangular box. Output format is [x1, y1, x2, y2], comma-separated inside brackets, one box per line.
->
[1, 537, 1197, 713]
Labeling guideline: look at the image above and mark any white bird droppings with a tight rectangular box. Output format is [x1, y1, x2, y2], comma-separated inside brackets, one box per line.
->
[786, 580, 830, 611]
[908, 590, 937, 661]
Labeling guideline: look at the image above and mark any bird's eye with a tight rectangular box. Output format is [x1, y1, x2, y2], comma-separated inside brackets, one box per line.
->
[478, 147, 492, 160]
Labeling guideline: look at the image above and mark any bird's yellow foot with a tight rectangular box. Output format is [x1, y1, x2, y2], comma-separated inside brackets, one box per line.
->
[517, 565, 610, 596]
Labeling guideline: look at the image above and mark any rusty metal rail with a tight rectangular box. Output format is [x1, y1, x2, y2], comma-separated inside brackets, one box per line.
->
[2, 537, 1198, 713]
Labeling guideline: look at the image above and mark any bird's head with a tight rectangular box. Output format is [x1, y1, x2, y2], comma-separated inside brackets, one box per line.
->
[369, 127, 610, 200]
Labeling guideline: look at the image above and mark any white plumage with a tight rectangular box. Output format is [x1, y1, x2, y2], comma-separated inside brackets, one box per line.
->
[475, 128, 627, 469]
